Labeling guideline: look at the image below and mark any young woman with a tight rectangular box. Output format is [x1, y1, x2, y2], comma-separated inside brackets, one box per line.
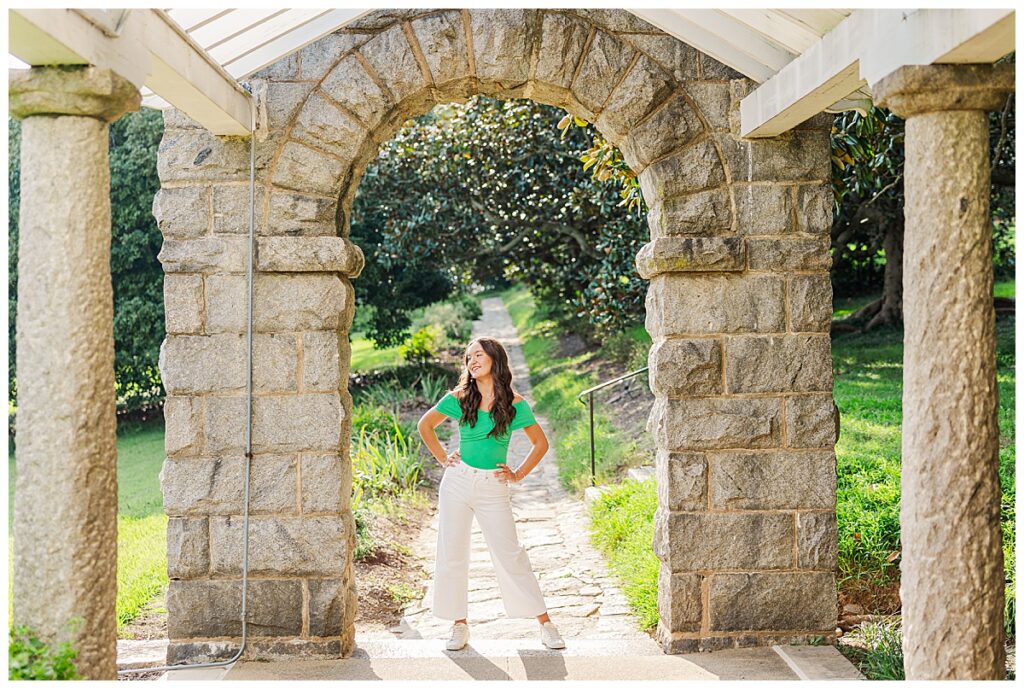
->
[417, 336, 566, 651]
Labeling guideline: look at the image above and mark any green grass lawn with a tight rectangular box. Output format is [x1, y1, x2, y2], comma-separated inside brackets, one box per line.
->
[350, 330, 404, 371]
[9, 419, 168, 636]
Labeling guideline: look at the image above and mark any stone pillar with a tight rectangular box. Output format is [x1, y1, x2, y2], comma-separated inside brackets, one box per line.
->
[9, 65, 140, 680]
[637, 80, 840, 653]
[873, 63, 1013, 680]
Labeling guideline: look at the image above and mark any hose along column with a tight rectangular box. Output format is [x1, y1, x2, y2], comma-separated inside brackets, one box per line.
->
[118, 83, 257, 675]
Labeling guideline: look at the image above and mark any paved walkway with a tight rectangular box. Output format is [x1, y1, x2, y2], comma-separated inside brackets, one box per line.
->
[367, 296, 654, 644]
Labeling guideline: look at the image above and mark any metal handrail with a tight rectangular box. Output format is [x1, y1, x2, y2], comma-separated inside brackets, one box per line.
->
[576, 365, 649, 487]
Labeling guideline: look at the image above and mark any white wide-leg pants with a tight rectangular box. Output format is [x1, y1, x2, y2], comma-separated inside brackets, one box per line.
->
[432, 460, 548, 620]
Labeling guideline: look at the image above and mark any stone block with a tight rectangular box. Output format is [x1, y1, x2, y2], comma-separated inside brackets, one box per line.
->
[411, 11, 470, 86]
[798, 511, 838, 569]
[471, 9, 536, 85]
[646, 188, 732, 239]
[167, 517, 209, 579]
[158, 237, 248, 273]
[166, 579, 303, 638]
[268, 189, 338, 237]
[647, 396, 781, 451]
[164, 395, 203, 457]
[263, 81, 315, 132]
[796, 183, 833, 234]
[160, 457, 244, 515]
[654, 449, 707, 511]
[789, 274, 833, 333]
[648, 338, 722, 397]
[638, 138, 726, 201]
[709, 572, 836, 631]
[708, 450, 836, 509]
[658, 565, 702, 632]
[162, 107, 204, 130]
[358, 23, 427, 104]
[715, 131, 831, 183]
[159, 334, 247, 394]
[291, 92, 365, 163]
[209, 515, 349, 576]
[596, 53, 674, 143]
[620, 93, 704, 171]
[725, 334, 833, 393]
[211, 184, 267, 236]
[635, 237, 744, 278]
[746, 237, 832, 271]
[786, 394, 840, 448]
[685, 81, 730, 130]
[644, 274, 786, 337]
[572, 29, 636, 114]
[157, 128, 252, 184]
[205, 274, 349, 334]
[321, 55, 393, 130]
[619, 34, 699, 84]
[299, 33, 373, 81]
[272, 140, 346, 197]
[164, 274, 204, 334]
[653, 508, 793, 571]
[302, 332, 342, 393]
[535, 13, 590, 90]
[735, 185, 792, 235]
[571, 8, 661, 33]
[152, 186, 209, 238]
[254, 395, 343, 453]
[253, 333, 298, 393]
[308, 578, 353, 637]
[256, 236, 364, 276]
[301, 455, 347, 512]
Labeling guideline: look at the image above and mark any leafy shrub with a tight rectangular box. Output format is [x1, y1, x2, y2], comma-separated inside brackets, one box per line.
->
[351, 424, 425, 502]
[9, 622, 82, 680]
[411, 303, 470, 350]
[351, 403, 400, 439]
[847, 617, 904, 680]
[399, 326, 439, 364]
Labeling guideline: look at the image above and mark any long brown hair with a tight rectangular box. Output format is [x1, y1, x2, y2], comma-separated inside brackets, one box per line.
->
[450, 337, 520, 438]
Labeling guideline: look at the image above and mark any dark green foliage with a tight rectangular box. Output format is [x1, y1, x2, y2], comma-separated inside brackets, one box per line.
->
[349, 96, 648, 347]
[8, 622, 82, 680]
[8, 109, 166, 414]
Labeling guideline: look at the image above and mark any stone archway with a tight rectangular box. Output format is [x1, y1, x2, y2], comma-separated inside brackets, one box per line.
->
[155, 8, 838, 662]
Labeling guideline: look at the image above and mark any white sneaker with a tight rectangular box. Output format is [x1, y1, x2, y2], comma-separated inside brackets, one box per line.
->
[540, 620, 565, 649]
[446, 621, 469, 650]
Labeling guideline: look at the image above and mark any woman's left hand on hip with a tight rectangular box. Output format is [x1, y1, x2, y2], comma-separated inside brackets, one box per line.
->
[495, 463, 518, 483]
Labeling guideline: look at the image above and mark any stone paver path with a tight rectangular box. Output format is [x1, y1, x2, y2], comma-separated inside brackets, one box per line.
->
[360, 297, 654, 646]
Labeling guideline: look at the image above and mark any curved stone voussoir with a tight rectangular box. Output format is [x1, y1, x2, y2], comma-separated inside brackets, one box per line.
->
[534, 12, 591, 94]
[619, 34, 700, 85]
[469, 9, 538, 87]
[298, 32, 374, 81]
[345, 8, 440, 32]
[620, 92, 704, 171]
[321, 54, 393, 131]
[635, 237, 745, 279]
[291, 91, 366, 163]
[571, 29, 636, 115]
[273, 140, 347, 197]
[359, 22, 431, 105]
[647, 188, 733, 239]
[411, 11, 471, 89]
[638, 138, 726, 202]
[596, 53, 674, 144]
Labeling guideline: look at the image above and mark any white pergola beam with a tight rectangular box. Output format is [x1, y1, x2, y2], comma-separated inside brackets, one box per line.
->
[10, 8, 253, 134]
[741, 8, 1016, 138]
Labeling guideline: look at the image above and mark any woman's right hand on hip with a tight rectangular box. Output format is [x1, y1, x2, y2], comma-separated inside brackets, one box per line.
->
[443, 450, 460, 466]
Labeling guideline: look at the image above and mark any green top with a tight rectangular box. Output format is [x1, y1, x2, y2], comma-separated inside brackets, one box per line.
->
[434, 391, 538, 469]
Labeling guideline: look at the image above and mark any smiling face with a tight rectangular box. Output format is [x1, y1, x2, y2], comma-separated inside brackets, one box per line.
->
[465, 340, 493, 381]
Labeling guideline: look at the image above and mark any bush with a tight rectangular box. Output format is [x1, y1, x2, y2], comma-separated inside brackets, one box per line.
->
[9, 622, 82, 680]
[399, 326, 439, 364]
[847, 617, 905, 680]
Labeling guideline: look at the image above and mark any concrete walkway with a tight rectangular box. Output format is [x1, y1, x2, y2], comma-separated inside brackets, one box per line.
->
[159, 296, 863, 681]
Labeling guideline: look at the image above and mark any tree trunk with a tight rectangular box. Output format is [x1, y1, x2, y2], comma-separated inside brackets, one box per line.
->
[867, 220, 905, 329]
